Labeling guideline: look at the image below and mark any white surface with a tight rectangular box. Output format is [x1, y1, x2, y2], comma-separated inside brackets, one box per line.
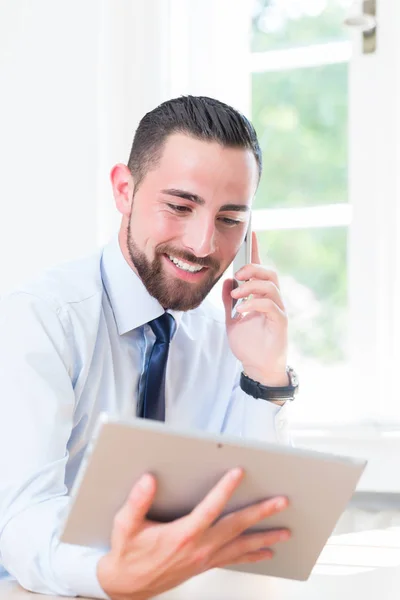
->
[159, 527, 400, 599]
[250, 41, 352, 72]
[252, 204, 352, 231]
[3, 527, 400, 599]
[0, 0, 100, 292]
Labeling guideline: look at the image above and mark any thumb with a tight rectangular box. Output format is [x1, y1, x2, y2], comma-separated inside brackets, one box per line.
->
[222, 278, 235, 327]
[112, 473, 157, 552]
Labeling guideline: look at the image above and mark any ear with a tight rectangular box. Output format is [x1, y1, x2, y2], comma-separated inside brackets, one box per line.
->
[110, 163, 135, 216]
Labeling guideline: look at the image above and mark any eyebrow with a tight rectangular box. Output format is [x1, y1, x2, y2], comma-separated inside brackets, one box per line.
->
[161, 188, 250, 212]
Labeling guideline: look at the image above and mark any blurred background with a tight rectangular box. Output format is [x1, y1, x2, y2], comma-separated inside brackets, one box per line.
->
[1, 0, 400, 529]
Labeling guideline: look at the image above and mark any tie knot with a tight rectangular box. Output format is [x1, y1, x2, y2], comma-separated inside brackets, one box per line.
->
[148, 312, 176, 344]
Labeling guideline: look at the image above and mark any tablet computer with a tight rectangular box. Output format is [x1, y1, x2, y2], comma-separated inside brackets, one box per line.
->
[60, 414, 366, 581]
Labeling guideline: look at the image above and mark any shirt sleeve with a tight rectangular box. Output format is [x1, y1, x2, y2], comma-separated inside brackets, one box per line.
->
[221, 366, 292, 444]
[0, 292, 108, 599]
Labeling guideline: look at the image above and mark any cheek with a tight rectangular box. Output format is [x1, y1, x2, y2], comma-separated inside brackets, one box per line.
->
[218, 231, 243, 262]
[134, 210, 185, 251]
[152, 213, 185, 240]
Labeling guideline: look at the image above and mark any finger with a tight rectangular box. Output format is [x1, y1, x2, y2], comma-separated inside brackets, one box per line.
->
[112, 473, 157, 553]
[184, 468, 245, 535]
[218, 548, 274, 567]
[251, 231, 261, 265]
[210, 527, 289, 568]
[212, 496, 288, 543]
[235, 264, 280, 289]
[236, 298, 287, 322]
[222, 278, 235, 326]
[231, 280, 284, 311]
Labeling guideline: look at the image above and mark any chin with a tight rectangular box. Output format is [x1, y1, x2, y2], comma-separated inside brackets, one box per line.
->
[157, 279, 214, 312]
[159, 291, 207, 312]
[165, 297, 205, 312]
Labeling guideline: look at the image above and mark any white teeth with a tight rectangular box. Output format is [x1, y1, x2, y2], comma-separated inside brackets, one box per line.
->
[168, 255, 203, 273]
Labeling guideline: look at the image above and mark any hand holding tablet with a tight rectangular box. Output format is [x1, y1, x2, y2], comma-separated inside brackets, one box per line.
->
[96, 466, 291, 600]
[61, 415, 366, 590]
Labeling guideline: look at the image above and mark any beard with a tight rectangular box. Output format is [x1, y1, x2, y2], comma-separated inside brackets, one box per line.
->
[127, 220, 223, 311]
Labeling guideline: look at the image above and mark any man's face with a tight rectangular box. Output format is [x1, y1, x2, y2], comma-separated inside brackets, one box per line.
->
[124, 134, 258, 311]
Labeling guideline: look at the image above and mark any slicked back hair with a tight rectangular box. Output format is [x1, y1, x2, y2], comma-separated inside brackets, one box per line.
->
[127, 95, 262, 192]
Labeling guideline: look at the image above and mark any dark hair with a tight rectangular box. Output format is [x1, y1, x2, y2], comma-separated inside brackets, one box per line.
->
[127, 95, 262, 192]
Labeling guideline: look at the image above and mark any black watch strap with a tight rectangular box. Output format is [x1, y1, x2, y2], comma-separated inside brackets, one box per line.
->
[240, 368, 298, 402]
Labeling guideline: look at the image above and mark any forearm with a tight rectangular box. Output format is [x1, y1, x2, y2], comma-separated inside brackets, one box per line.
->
[0, 294, 109, 597]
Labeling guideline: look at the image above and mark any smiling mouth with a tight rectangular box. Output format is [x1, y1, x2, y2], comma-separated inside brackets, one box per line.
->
[165, 254, 207, 273]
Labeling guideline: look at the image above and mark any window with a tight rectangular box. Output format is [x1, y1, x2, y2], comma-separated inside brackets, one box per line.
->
[250, 0, 353, 425]
[250, 0, 400, 491]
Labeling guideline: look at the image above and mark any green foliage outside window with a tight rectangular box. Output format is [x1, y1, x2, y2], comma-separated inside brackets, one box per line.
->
[251, 0, 349, 363]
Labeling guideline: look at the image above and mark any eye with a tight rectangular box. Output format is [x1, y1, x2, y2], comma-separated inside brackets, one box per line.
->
[167, 203, 191, 214]
[219, 217, 241, 226]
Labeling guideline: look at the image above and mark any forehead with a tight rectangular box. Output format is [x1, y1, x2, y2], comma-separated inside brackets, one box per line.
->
[150, 133, 259, 200]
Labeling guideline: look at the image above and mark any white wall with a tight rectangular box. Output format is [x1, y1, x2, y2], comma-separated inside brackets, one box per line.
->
[0, 0, 250, 295]
[0, 0, 100, 292]
[0, 0, 169, 294]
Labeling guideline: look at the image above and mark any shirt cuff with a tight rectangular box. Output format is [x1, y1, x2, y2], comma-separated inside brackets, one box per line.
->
[53, 543, 110, 599]
[242, 394, 292, 444]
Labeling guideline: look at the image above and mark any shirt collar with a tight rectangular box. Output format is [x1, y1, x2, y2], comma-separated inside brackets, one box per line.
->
[100, 235, 184, 335]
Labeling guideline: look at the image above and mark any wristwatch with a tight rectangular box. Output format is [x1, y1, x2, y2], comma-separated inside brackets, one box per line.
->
[240, 366, 299, 402]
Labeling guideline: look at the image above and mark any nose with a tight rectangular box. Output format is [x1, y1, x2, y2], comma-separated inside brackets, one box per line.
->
[182, 216, 217, 258]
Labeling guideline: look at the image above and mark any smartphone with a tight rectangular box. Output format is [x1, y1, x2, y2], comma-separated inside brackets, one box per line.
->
[231, 216, 252, 318]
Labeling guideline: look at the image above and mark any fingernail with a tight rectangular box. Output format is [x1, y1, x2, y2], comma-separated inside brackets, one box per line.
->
[230, 467, 244, 481]
[279, 530, 290, 541]
[275, 497, 288, 510]
[138, 474, 153, 490]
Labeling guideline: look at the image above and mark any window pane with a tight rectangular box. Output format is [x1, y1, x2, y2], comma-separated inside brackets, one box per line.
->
[252, 63, 348, 209]
[257, 227, 349, 423]
[251, 0, 352, 53]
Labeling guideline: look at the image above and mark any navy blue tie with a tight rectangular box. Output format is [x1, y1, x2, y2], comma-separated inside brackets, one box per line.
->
[140, 312, 176, 421]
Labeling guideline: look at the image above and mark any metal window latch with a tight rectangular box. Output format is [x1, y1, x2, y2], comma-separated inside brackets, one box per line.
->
[343, 0, 377, 55]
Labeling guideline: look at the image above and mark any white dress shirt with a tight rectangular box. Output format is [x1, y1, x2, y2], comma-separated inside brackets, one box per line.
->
[0, 236, 290, 599]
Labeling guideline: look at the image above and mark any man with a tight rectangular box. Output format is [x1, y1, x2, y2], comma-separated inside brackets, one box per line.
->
[0, 96, 298, 599]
